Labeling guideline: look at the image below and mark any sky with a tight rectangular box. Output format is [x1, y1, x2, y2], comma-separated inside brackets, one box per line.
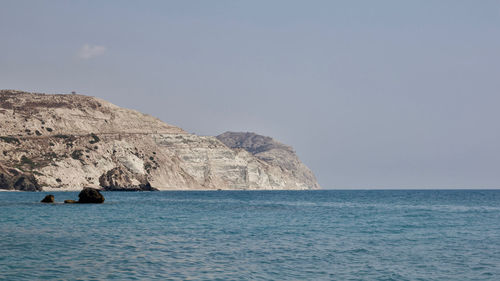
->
[1, 0, 500, 189]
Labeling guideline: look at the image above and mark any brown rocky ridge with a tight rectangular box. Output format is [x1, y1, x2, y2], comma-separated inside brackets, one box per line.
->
[0, 90, 320, 191]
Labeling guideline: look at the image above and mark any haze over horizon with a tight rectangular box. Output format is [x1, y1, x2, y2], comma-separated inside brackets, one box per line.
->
[1, 0, 499, 189]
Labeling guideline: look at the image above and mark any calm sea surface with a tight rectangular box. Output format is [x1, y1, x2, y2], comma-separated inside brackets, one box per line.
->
[0, 190, 499, 280]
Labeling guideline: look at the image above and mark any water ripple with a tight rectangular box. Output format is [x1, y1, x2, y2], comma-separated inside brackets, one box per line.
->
[0, 190, 499, 280]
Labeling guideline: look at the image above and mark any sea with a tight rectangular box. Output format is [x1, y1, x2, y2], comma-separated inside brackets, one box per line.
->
[0, 190, 499, 280]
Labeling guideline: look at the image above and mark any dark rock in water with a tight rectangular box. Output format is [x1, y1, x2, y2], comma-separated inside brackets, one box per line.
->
[78, 187, 105, 203]
[63, 188, 105, 204]
[41, 195, 55, 203]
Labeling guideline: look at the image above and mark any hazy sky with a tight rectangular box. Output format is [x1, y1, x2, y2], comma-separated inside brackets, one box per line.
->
[1, 1, 500, 188]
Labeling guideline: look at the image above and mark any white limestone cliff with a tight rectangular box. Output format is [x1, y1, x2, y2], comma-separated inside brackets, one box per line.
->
[0, 90, 320, 191]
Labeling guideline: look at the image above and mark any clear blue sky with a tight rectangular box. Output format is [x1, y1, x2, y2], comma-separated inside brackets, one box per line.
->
[1, 0, 500, 188]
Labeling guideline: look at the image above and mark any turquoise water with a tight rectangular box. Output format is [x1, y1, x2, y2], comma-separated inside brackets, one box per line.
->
[0, 190, 499, 280]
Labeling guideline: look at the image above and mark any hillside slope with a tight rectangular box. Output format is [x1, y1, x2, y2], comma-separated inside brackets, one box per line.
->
[0, 90, 320, 191]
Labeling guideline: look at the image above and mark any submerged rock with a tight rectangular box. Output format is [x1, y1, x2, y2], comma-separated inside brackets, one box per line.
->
[64, 199, 77, 204]
[78, 187, 105, 203]
[41, 194, 54, 203]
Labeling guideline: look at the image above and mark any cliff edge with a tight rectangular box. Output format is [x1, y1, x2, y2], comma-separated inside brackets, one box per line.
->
[0, 90, 320, 191]
[216, 132, 320, 190]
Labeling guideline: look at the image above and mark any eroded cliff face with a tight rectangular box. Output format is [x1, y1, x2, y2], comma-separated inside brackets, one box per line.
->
[0, 90, 320, 191]
[216, 132, 320, 190]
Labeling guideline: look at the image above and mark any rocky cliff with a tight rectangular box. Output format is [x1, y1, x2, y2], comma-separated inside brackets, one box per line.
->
[0, 90, 320, 191]
[216, 132, 320, 189]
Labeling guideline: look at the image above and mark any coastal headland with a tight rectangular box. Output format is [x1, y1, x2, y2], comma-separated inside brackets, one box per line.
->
[0, 90, 320, 191]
